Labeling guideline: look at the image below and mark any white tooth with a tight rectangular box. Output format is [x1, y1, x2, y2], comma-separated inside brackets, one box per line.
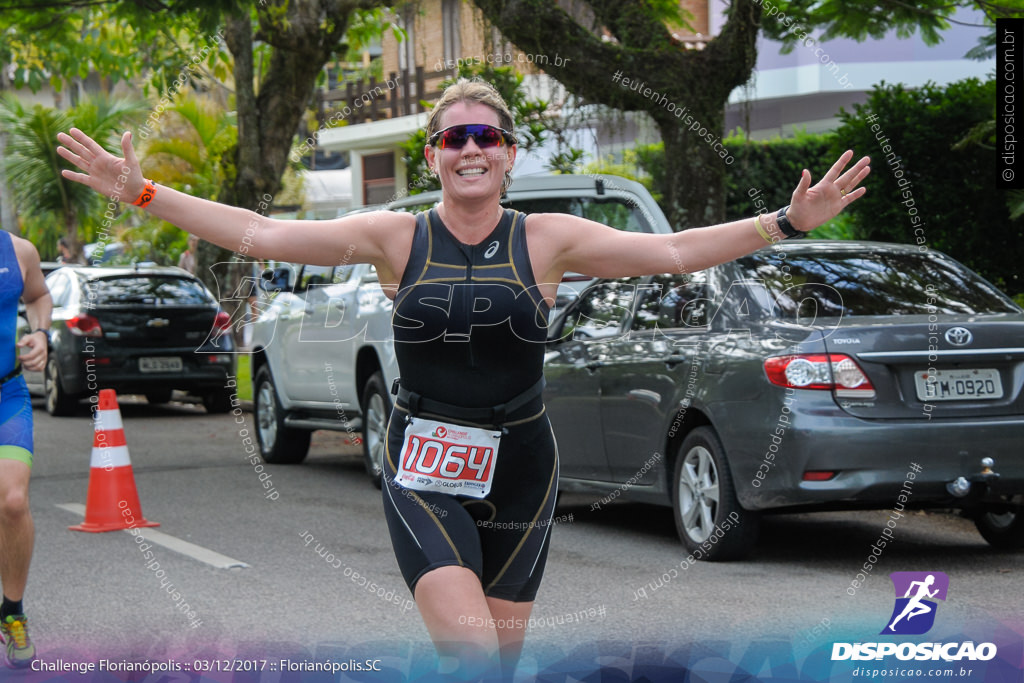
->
[458, 168, 486, 176]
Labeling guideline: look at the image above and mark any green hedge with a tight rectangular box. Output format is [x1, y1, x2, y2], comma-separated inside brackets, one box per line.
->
[586, 77, 1022, 297]
[723, 130, 854, 240]
[833, 78, 1022, 297]
[587, 130, 853, 239]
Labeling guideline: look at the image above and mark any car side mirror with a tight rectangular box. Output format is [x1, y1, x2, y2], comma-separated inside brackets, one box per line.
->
[261, 267, 291, 292]
[547, 304, 579, 344]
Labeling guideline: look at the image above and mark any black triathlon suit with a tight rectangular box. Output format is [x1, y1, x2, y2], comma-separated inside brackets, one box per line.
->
[381, 207, 558, 602]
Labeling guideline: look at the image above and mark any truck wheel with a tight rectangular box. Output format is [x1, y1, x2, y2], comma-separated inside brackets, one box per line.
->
[254, 366, 310, 464]
[360, 371, 391, 489]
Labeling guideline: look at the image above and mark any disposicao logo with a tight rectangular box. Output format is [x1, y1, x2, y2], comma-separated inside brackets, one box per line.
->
[832, 571, 997, 662]
[881, 571, 948, 635]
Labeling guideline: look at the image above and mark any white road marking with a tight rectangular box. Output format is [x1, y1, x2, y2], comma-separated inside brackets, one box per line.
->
[57, 503, 250, 569]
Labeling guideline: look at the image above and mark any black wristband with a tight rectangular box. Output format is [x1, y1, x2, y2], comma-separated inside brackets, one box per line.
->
[32, 328, 51, 341]
[776, 205, 805, 240]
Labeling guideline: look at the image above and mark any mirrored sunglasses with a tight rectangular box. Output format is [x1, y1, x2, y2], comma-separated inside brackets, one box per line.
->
[428, 124, 517, 150]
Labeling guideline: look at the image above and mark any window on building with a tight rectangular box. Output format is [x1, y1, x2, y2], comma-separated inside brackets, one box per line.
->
[442, 0, 461, 65]
[490, 27, 511, 64]
[397, 6, 416, 73]
[363, 153, 396, 205]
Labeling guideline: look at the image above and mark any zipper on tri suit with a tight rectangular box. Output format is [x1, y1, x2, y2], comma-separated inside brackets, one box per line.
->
[465, 249, 475, 370]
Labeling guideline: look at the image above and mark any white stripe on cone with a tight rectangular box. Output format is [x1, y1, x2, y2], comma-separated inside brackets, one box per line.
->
[93, 409, 123, 433]
[89, 444, 132, 469]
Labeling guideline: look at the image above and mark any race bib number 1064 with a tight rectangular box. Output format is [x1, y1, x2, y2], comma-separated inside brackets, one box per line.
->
[397, 417, 501, 499]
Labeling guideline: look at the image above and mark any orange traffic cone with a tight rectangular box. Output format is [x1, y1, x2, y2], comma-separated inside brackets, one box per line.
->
[70, 389, 160, 533]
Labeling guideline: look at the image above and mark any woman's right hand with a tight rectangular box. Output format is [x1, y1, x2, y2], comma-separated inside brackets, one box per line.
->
[57, 125, 410, 271]
[57, 128, 147, 202]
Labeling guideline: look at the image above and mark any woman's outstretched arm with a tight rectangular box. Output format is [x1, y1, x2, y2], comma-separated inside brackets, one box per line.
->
[57, 128, 408, 268]
[532, 150, 871, 282]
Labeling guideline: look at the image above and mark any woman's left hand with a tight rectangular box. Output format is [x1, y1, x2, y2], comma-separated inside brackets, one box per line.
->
[785, 150, 871, 232]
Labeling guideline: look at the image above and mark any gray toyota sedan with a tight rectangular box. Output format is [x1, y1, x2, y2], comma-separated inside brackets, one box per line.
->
[544, 241, 1024, 559]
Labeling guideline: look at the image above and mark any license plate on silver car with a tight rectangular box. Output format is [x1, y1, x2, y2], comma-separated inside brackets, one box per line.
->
[139, 357, 183, 373]
[914, 369, 1002, 401]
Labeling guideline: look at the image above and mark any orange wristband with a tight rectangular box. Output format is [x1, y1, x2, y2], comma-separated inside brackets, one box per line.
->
[132, 180, 157, 208]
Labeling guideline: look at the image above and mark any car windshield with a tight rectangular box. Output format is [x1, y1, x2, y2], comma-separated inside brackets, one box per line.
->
[505, 197, 653, 233]
[736, 250, 1020, 318]
[392, 196, 654, 233]
[85, 276, 214, 306]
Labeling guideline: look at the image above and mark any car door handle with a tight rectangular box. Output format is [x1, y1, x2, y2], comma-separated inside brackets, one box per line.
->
[663, 354, 686, 367]
[585, 360, 603, 371]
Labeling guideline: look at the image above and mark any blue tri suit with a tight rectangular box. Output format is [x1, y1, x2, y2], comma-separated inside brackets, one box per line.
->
[0, 231, 34, 465]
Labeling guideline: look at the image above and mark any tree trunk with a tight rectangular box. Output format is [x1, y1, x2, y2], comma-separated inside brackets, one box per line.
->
[654, 104, 729, 230]
[471, 0, 760, 231]
[198, 12, 262, 346]
[198, 1, 390, 346]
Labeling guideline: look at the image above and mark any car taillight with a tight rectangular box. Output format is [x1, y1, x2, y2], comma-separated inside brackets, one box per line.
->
[67, 314, 103, 337]
[764, 354, 875, 399]
[212, 311, 231, 336]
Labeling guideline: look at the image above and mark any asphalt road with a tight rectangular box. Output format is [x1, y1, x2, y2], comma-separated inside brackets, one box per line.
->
[23, 395, 1024, 680]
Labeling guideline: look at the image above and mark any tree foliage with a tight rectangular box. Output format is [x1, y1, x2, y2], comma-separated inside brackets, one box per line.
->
[471, 0, 760, 229]
[0, 93, 145, 258]
[2, 0, 393, 300]
[0, 1, 236, 94]
[834, 77, 1022, 297]
[117, 93, 237, 265]
[471, 0, 1008, 230]
[585, 130, 855, 239]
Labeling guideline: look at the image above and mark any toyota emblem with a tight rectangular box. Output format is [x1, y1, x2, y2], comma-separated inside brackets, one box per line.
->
[944, 327, 972, 346]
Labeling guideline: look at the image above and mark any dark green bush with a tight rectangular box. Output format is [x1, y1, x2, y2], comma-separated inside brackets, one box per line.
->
[833, 78, 1022, 297]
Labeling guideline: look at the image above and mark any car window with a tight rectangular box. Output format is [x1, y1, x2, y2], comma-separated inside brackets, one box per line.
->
[298, 265, 334, 291]
[561, 279, 642, 340]
[390, 201, 435, 214]
[633, 273, 709, 330]
[85, 276, 214, 306]
[45, 272, 71, 308]
[507, 197, 653, 233]
[391, 194, 655, 233]
[332, 265, 357, 284]
[736, 250, 1021, 318]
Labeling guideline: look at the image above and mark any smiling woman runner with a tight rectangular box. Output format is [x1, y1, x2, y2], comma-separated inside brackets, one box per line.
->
[57, 77, 869, 681]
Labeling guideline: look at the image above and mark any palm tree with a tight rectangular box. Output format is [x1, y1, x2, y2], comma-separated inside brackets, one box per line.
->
[124, 92, 236, 264]
[140, 94, 234, 199]
[0, 94, 145, 260]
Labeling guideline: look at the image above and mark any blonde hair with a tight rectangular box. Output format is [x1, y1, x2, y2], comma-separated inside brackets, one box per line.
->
[426, 78, 515, 140]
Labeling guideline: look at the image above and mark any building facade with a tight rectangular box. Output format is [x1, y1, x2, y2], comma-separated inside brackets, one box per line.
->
[315, 1, 994, 211]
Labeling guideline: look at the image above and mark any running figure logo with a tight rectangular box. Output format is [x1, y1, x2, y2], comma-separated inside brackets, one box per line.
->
[881, 571, 949, 635]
